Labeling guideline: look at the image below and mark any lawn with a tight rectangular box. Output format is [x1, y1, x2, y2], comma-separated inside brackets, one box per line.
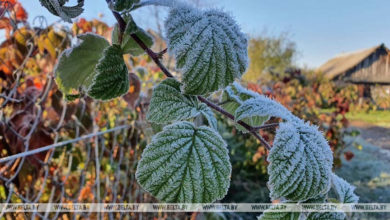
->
[346, 110, 390, 127]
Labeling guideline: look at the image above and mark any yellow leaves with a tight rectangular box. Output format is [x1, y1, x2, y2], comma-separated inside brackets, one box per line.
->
[36, 27, 68, 58]
[13, 27, 32, 47]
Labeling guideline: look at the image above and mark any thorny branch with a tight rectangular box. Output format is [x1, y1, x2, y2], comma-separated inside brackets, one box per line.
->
[109, 8, 274, 150]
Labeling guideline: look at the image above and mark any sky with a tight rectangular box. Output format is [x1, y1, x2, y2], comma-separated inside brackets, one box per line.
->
[19, 0, 390, 68]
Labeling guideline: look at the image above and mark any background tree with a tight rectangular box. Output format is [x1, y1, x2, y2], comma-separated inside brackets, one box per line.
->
[244, 33, 297, 82]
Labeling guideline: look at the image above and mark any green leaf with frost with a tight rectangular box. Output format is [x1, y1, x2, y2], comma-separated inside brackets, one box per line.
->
[267, 122, 333, 202]
[198, 104, 218, 130]
[222, 82, 269, 133]
[234, 93, 300, 124]
[165, 5, 248, 95]
[330, 174, 359, 203]
[88, 44, 129, 100]
[136, 121, 231, 203]
[39, 0, 84, 23]
[55, 34, 109, 96]
[147, 78, 217, 130]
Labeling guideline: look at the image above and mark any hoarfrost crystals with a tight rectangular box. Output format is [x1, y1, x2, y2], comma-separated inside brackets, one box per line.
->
[267, 122, 333, 202]
[135, 122, 231, 203]
[165, 5, 248, 95]
[146, 78, 217, 129]
[331, 174, 359, 203]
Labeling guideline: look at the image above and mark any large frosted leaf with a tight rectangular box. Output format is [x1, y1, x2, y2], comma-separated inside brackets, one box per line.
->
[331, 174, 359, 203]
[88, 45, 129, 100]
[222, 82, 269, 133]
[135, 122, 231, 203]
[147, 78, 217, 129]
[235, 95, 300, 124]
[55, 34, 109, 95]
[165, 6, 248, 95]
[39, 0, 84, 23]
[267, 122, 333, 202]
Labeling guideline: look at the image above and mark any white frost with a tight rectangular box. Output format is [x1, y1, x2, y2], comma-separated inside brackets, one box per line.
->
[135, 121, 231, 203]
[267, 122, 333, 202]
[165, 5, 248, 95]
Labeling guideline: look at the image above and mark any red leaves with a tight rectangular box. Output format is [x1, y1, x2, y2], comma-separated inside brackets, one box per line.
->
[0, 0, 28, 32]
[13, 1, 27, 22]
[75, 18, 92, 32]
[3, 110, 53, 167]
[1, 78, 53, 167]
[344, 151, 354, 161]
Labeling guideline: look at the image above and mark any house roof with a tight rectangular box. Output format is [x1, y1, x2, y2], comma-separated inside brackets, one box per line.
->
[317, 44, 386, 79]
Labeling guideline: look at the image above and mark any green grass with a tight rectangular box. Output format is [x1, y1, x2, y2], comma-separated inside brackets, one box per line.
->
[319, 108, 390, 127]
[346, 110, 390, 127]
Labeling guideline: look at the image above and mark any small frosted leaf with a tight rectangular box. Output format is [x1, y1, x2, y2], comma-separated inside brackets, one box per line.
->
[165, 6, 248, 95]
[307, 212, 345, 220]
[199, 104, 218, 130]
[222, 82, 269, 133]
[235, 96, 300, 124]
[331, 174, 359, 203]
[88, 44, 129, 100]
[39, 0, 84, 23]
[147, 78, 216, 128]
[267, 122, 333, 202]
[55, 33, 109, 96]
[135, 121, 231, 203]
[258, 207, 301, 220]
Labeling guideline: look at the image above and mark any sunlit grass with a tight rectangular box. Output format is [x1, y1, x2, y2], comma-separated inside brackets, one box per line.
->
[346, 110, 390, 127]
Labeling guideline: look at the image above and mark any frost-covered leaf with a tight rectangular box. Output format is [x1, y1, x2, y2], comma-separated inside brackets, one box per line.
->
[307, 212, 345, 220]
[165, 5, 248, 95]
[88, 44, 129, 100]
[267, 122, 333, 202]
[222, 82, 269, 133]
[55, 33, 109, 96]
[258, 207, 301, 220]
[39, 0, 84, 23]
[109, 0, 139, 12]
[112, 18, 154, 56]
[135, 121, 231, 203]
[198, 104, 218, 130]
[331, 174, 359, 203]
[235, 95, 300, 124]
[147, 78, 217, 129]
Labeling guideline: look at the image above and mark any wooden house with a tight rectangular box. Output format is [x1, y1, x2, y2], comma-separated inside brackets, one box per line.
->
[318, 44, 390, 99]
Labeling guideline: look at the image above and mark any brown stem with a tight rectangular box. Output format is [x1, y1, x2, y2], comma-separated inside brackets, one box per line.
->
[109, 9, 271, 150]
[252, 123, 279, 131]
